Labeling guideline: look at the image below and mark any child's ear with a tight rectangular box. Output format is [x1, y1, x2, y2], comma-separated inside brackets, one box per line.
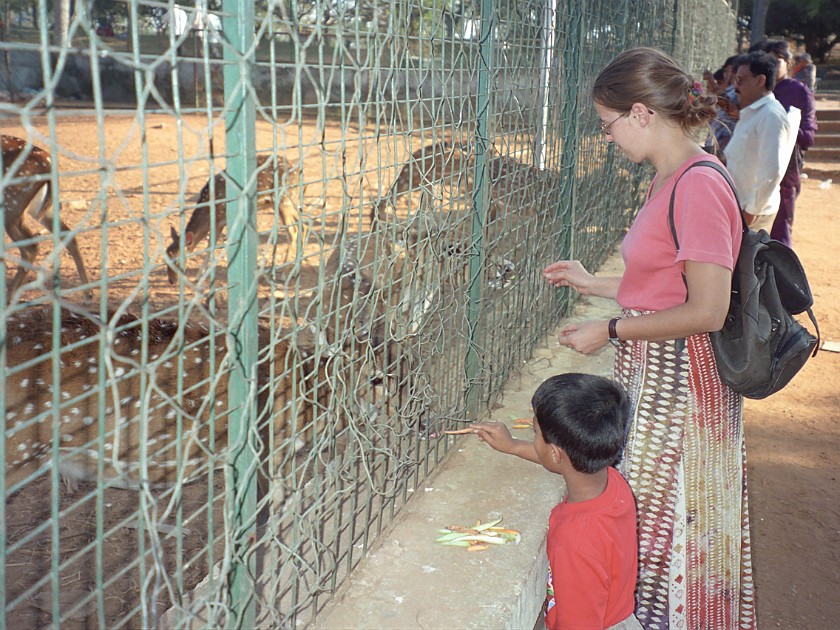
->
[548, 444, 565, 466]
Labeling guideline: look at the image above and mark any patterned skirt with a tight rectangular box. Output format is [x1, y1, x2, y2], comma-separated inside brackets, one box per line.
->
[614, 313, 756, 630]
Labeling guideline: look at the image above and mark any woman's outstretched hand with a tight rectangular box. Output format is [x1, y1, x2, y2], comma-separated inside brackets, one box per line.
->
[543, 260, 595, 295]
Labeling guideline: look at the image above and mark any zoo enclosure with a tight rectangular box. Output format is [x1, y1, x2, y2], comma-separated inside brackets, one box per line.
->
[1, 0, 736, 627]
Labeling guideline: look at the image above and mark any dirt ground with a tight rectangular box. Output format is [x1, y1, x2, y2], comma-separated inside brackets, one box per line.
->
[0, 112, 423, 627]
[0, 110, 490, 627]
[2, 103, 839, 627]
[743, 173, 840, 627]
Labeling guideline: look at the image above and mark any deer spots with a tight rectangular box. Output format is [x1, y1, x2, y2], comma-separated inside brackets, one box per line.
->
[1, 135, 91, 300]
[5, 306, 320, 493]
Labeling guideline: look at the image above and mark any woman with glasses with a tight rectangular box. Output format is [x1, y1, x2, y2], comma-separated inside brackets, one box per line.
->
[543, 48, 754, 630]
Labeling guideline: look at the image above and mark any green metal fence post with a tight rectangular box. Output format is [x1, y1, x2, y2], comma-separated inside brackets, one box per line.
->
[222, 0, 258, 626]
[464, 0, 496, 414]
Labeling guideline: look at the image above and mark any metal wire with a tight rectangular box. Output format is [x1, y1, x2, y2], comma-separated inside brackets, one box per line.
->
[1, 0, 736, 627]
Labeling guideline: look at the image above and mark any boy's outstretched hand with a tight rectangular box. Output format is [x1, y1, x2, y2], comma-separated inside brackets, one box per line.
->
[471, 422, 542, 464]
[470, 422, 517, 454]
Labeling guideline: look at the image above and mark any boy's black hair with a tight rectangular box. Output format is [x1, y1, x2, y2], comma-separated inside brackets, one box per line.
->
[713, 68, 725, 83]
[531, 373, 629, 474]
[743, 51, 779, 92]
[723, 55, 740, 68]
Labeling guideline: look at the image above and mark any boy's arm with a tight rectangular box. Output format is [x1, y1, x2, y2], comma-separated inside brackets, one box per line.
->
[470, 422, 541, 464]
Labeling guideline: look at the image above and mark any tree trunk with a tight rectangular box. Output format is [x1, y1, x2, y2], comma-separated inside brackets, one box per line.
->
[750, 0, 771, 46]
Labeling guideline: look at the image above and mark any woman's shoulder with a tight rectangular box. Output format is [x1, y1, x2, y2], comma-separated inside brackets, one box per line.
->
[677, 155, 729, 184]
[676, 157, 739, 207]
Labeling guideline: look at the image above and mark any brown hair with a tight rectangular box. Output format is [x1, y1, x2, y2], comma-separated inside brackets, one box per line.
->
[592, 47, 717, 136]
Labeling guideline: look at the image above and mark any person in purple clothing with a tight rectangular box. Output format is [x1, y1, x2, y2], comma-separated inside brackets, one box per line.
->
[761, 39, 818, 247]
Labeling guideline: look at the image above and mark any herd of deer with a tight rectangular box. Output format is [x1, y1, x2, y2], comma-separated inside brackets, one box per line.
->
[2, 132, 547, 500]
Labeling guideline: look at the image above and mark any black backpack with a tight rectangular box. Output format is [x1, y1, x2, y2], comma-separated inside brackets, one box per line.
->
[668, 160, 820, 399]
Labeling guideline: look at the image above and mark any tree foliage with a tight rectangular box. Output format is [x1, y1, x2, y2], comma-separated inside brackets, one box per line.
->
[740, 0, 840, 62]
[766, 0, 840, 62]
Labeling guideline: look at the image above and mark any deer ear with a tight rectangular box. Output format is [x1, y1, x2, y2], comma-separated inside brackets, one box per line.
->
[170, 225, 179, 241]
[184, 231, 194, 248]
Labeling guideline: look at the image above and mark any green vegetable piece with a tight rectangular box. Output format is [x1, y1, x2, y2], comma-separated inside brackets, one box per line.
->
[474, 518, 503, 532]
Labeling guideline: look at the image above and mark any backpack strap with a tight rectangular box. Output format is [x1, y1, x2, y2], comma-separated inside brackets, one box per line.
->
[666, 160, 742, 353]
[667, 159, 744, 293]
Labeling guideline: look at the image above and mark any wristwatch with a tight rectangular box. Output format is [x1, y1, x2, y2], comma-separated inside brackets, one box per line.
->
[608, 317, 624, 348]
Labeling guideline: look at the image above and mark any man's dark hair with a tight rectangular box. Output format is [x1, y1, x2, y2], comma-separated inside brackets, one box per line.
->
[730, 54, 750, 72]
[723, 55, 740, 68]
[727, 54, 750, 74]
[748, 39, 768, 54]
[531, 373, 629, 474]
[713, 68, 725, 83]
[764, 39, 792, 62]
[744, 51, 778, 91]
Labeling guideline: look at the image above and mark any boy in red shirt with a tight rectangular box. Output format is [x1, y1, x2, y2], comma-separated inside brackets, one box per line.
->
[471, 373, 640, 630]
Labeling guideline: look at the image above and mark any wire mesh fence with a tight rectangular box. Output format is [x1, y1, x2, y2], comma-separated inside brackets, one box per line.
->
[2, 0, 735, 626]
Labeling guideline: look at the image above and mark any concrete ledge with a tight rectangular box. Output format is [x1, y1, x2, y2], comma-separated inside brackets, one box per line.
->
[316, 253, 624, 629]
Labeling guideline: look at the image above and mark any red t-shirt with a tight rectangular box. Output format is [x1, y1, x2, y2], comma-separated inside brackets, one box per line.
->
[617, 155, 742, 312]
[544, 467, 637, 630]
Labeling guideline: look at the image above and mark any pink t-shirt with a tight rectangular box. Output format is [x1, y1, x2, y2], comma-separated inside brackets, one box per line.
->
[617, 155, 742, 312]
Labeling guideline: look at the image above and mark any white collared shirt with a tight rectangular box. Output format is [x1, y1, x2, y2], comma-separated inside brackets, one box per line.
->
[724, 93, 799, 217]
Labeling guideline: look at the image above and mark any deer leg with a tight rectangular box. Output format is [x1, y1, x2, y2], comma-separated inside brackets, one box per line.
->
[4, 219, 39, 299]
[192, 226, 226, 309]
[31, 185, 92, 299]
[278, 195, 303, 264]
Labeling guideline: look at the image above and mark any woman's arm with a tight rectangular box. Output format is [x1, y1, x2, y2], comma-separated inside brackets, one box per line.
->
[543, 260, 622, 300]
[557, 260, 732, 355]
[614, 260, 731, 338]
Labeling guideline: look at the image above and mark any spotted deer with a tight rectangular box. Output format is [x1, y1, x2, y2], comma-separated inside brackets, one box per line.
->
[165, 154, 303, 285]
[370, 141, 471, 229]
[3, 306, 326, 495]
[1, 135, 91, 300]
[372, 143, 555, 292]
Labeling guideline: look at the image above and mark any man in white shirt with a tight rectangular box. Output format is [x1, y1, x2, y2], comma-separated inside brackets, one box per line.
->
[161, 5, 189, 37]
[724, 51, 798, 232]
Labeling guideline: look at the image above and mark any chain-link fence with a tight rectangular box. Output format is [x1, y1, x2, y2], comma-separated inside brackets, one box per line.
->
[1, 0, 735, 626]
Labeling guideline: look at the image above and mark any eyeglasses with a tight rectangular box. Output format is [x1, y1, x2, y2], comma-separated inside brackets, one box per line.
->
[600, 112, 626, 136]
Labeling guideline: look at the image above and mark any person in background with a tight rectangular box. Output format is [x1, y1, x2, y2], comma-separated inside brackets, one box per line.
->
[712, 67, 726, 92]
[724, 51, 796, 231]
[702, 68, 721, 94]
[706, 55, 744, 157]
[471, 374, 640, 630]
[543, 47, 754, 629]
[793, 52, 817, 93]
[762, 39, 818, 247]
